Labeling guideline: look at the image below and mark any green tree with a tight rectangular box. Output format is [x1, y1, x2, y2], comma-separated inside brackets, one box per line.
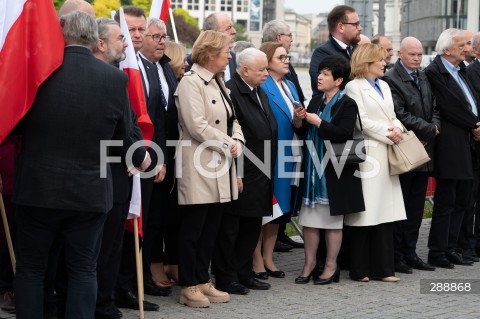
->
[53, 0, 66, 11]
[173, 8, 199, 29]
[132, 0, 150, 15]
[234, 23, 249, 41]
[166, 12, 200, 48]
[120, 0, 132, 4]
[93, 0, 121, 18]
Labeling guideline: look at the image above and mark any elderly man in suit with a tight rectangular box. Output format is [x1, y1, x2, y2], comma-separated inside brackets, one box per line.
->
[384, 36, 440, 274]
[113, 6, 165, 311]
[425, 28, 480, 269]
[309, 5, 362, 96]
[213, 48, 277, 295]
[12, 12, 130, 319]
[186, 13, 237, 81]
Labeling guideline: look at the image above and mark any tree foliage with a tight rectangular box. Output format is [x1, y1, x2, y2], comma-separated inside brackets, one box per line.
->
[166, 11, 200, 48]
[132, 0, 151, 15]
[93, 0, 121, 18]
[173, 8, 199, 29]
[234, 23, 249, 41]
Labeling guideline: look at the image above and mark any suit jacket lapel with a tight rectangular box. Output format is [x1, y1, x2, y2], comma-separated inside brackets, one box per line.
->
[263, 76, 292, 123]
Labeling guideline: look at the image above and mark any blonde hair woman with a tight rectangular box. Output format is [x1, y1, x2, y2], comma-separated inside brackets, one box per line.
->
[165, 41, 188, 80]
[344, 43, 406, 283]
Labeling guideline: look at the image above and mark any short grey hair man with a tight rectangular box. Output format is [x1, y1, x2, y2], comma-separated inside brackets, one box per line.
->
[236, 47, 267, 72]
[146, 16, 167, 30]
[261, 20, 289, 43]
[435, 28, 465, 54]
[232, 41, 254, 54]
[60, 11, 98, 49]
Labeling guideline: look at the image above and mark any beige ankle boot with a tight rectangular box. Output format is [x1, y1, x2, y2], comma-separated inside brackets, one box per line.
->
[179, 285, 210, 308]
[197, 280, 230, 303]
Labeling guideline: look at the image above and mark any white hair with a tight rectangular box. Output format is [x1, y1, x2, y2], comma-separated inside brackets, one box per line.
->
[435, 28, 464, 53]
[236, 48, 267, 72]
[146, 17, 166, 30]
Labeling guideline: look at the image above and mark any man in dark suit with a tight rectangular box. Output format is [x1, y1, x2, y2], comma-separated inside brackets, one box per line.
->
[93, 18, 151, 319]
[213, 48, 277, 295]
[186, 13, 237, 81]
[12, 12, 130, 318]
[309, 5, 362, 96]
[425, 28, 480, 269]
[113, 6, 164, 311]
[139, 16, 179, 297]
[461, 31, 480, 262]
[384, 36, 440, 274]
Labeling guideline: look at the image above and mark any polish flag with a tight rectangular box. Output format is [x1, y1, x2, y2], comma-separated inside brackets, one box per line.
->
[118, 7, 154, 237]
[149, 0, 171, 24]
[0, 0, 64, 143]
[262, 196, 284, 225]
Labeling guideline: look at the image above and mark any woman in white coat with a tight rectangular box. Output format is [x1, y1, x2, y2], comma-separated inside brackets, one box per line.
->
[344, 43, 406, 282]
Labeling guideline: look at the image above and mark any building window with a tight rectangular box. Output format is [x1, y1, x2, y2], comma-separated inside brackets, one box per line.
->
[205, 0, 216, 11]
[171, 0, 181, 9]
[187, 0, 199, 10]
[220, 0, 233, 11]
[236, 0, 248, 12]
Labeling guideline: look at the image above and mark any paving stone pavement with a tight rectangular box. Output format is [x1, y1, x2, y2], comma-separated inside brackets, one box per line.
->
[3, 219, 479, 319]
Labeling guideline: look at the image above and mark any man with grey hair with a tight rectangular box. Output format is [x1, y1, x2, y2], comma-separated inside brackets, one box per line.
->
[186, 13, 237, 81]
[93, 18, 127, 65]
[13, 11, 130, 318]
[139, 16, 180, 300]
[425, 28, 480, 269]
[58, 0, 95, 16]
[212, 48, 276, 295]
[232, 41, 254, 54]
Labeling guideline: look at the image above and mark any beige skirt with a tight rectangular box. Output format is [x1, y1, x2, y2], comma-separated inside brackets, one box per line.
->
[298, 204, 343, 229]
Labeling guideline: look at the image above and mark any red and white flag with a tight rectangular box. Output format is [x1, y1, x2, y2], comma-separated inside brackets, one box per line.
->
[262, 196, 284, 225]
[118, 7, 154, 237]
[149, 0, 171, 24]
[0, 0, 64, 143]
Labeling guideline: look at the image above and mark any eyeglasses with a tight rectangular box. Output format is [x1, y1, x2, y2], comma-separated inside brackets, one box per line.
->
[342, 21, 361, 28]
[275, 55, 291, 62]
[145, 34, 170, 42]
[279, 33, 293, 38]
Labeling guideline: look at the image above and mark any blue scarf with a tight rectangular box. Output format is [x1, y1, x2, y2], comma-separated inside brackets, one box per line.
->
[302, 91, 342, 208]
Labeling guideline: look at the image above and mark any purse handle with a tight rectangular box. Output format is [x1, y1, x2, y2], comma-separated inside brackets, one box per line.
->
[356, 108, 364, 132]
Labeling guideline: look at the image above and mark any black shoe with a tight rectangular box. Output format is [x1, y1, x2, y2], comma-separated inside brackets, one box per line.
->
[405, 256, 435, 271]
[462, 250, 479, 262]
[273, 241, 293, 252]
[115, 290, 159, 311]
[265, 267, 285, 278]
[295, 265, 319, 284]
[240, 278, 271, 290]
[144, 280, 172, 296]
[95, 303, 123, 319]
[217, 282, 250, 295]
[314, 267, 340, 285]
[427, 257, 454, 269]
[446, 251, 474, 266]
[253, 271, 269, 280]
[277, 233, 304, 248]
[394, 260, 413, 274]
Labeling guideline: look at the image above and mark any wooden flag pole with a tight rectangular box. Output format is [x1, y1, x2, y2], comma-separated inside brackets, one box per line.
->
[0, 193, 15, 274]
[134, 217, 144, 319]
[169, 8, 179, 44]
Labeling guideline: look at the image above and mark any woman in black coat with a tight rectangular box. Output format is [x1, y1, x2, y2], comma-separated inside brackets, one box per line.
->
[293, 56, 364, 285]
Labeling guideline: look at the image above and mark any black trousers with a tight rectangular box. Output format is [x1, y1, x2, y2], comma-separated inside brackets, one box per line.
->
[212, 211, 262, 286]
[96, 202, 129, 315]
[428, 178, 472, 259]
[14, 205, 106, 319]
[458, 170, 480, 252]
[177, 203, 224, 287]
[116, 177, 153, 292]
[394, 171, 429, 262]
[0, 194, 15, 294]
[347, 222, 395, 280]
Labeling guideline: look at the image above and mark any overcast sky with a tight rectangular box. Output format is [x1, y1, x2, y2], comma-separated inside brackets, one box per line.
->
[284, 0, 344, 15]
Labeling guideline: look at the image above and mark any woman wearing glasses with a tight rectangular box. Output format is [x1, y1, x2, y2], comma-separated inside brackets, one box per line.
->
[252, 42, 301, 279]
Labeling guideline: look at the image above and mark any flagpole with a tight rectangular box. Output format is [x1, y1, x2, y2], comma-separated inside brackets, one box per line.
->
[0, 193, 15, 274]
[134, 217, 144, 319]
[169, 8, 179, 44]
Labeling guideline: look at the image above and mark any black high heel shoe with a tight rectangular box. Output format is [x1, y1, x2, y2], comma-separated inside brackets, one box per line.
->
[314, 267, 340, 285]
[265, 267, 285, 278]
[294, 265, 319, 284]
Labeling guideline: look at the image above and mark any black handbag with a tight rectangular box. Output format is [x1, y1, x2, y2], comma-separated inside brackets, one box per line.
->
[326, 111, 365, 164]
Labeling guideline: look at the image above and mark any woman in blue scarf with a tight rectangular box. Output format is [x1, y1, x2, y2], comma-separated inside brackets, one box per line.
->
[293, 56, 364, 285]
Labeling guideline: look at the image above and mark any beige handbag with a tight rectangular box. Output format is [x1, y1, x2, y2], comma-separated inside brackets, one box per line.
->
[387, 127, 430, 175]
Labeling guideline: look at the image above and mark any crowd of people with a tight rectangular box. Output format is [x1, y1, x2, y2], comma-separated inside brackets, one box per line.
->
[1, 1, 480, 318]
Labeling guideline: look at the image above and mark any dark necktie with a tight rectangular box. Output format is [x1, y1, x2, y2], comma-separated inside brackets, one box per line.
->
[346, 46, 353, 57]
[410, 72, 420, 90]
[157, 63, 168, 110]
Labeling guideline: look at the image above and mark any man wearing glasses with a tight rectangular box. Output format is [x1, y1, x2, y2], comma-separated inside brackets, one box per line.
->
[309, 5, 362, 96]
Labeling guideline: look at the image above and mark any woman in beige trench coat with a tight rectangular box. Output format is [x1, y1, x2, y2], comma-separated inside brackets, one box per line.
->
[174, 30, 245, 308]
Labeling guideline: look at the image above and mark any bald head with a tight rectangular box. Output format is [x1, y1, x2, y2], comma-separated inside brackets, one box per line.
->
[398, 36, 423, 70]
[59, 0, 95, 17]
[358, 34, 371, 45]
